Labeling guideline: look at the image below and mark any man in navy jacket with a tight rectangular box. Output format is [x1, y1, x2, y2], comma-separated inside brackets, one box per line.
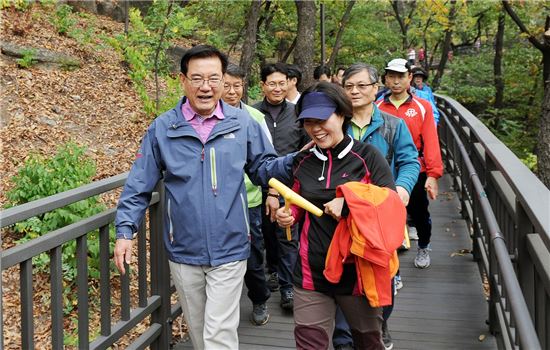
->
[113, 45, 292, 350]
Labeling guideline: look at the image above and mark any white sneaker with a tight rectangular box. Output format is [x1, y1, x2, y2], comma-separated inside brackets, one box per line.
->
[414, 247, 431, 268]
[394, 275, 403, 291]
[408, 226, 419, 240]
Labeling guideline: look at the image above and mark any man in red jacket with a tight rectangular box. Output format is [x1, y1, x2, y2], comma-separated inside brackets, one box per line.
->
[376, 58, 443, 269]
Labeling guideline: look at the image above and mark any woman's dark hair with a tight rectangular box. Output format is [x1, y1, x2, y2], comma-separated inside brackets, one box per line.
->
[180, 45, 228, 75]
[295, 82, 353, 133]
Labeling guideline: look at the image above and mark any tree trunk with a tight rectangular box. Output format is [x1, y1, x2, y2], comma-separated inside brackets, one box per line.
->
[294, 1, 317, 91]
[537, 50, 550, 188]
[503, 2, 550, 187]
[239, 0, 262, 103]
[327, 0, 355, 70]
[493, 9, 505, 109]
[432, 0, 457, 90]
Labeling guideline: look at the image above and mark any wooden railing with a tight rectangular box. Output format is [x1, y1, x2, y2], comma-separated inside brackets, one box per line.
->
[436, 94, 548, 350]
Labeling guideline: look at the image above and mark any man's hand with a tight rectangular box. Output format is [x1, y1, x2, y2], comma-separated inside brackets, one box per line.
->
[275, 206, 294, 228]
[323, 197, 345, 220]
[114, 239, 133, 275]
[425, 176, 439, 200]
[300, 140, 315, 152]
[396, 186, 410, 206]
[265, 193, 280, 222]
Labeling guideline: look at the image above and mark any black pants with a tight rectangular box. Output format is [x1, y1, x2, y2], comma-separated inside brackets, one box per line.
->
[261, 193, 299, 292]
[407, 172, 432, 249]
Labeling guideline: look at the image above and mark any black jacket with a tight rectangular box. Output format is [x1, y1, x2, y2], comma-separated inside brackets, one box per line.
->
[253, 99, 308, 156]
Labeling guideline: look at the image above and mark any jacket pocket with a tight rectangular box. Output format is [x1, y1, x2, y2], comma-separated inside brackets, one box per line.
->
[210, 147, 218, 196]
[240, 193, 250, 234]
[167, 198, 174, 244]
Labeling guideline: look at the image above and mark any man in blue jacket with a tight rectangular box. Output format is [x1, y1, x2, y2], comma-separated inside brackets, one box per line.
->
[334, 62, 420, 350]
[113, 45, 293, 350]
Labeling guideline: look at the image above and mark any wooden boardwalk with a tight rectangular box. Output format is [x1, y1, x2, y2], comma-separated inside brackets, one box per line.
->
[176, 174, 497, 349]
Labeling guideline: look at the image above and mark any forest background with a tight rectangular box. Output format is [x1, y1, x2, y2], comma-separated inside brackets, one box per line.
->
[1, 0, 549, 348]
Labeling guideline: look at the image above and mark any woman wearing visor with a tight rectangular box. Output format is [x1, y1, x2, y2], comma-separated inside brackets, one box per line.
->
[276, 82, 405, 349]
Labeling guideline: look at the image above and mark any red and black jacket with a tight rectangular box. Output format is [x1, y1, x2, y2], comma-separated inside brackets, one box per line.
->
[290, 136, 395, 294]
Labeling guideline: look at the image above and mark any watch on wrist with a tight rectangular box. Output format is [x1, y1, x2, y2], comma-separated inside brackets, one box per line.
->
[267, 193, 280, 198]
[118, 232, 136, 240]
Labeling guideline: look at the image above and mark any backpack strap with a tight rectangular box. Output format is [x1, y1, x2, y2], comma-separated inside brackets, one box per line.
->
[378, 112, 400, 166]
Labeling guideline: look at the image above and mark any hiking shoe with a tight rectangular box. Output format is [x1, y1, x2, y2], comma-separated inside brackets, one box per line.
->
[267, 272, 279, 292]
[280, 288, 294, 310]
[250, 303, 270, 326]
[382, 320, 393, 350]
[335, 344, 354, 350]
[394, 274, 403, 292]
[414, 247, 431, 268]
[408, 226, 419, 240]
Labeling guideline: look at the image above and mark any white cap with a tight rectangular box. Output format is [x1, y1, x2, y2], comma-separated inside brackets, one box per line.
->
[385, 58, 409, 73]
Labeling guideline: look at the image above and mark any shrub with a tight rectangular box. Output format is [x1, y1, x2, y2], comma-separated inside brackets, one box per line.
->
[16, 48, 37, 68]
[5, 142, 111, 312]
[52, 4, 76, 35]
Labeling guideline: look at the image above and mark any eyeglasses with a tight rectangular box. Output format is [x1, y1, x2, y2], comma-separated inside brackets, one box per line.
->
[223, 83, 244, 91]
[344, 82, 377, 91]
[186, 75, 223, 88]
[265, 81, 288, 89]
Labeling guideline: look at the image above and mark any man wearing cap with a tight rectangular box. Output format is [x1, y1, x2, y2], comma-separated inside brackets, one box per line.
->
[411, 67, 440, 124]
[376, 58, 443, 270]
[253, 62, 309, 311]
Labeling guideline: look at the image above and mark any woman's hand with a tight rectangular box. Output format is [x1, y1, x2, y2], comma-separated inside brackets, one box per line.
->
[275, 206, 295, 228]
[323, 197, 345, 220]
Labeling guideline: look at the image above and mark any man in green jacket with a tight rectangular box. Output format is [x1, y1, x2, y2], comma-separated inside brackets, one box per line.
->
[222, 63, 273, 326]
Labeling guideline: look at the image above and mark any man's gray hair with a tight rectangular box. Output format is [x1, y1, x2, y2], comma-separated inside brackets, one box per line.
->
[342, 63, 379, 86]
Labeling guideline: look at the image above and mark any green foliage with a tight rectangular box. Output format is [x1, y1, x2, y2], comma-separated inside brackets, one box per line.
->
[5, 143, 111, 315]
[1, 0, 31, 10]
[16, 48, 37, 68]
[111, 1, 198, 117]
[52, 4, 76, 35]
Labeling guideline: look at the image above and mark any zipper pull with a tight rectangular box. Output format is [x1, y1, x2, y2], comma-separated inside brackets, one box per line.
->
[201, 147, 205, 162]
[274, 121, 277, 128]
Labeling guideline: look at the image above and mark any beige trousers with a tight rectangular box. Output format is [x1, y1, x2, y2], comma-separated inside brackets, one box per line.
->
[169, 259, 247, 350]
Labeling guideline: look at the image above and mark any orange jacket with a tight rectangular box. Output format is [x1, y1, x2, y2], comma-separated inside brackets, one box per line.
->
[323, 182, 406, 307]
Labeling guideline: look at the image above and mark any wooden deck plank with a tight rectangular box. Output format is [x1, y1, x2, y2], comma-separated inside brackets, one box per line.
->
[174, 175, 497, 349]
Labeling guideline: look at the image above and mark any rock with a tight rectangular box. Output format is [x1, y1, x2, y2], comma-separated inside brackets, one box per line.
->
[0, 41, 81, 68]
[39, 116, 57, 126]
[52, 106, 62, 114]
[166, 46, 187, 74]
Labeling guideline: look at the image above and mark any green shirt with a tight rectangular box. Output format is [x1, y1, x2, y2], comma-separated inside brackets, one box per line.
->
[243, 103, 271, 208]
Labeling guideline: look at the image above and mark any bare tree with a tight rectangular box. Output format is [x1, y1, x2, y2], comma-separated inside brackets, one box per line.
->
[294, 1, 316, 90]
[432, 0, 457, 90]
[493, 8, 505, 109]
[239, 0, 263, 102]
[503, 0, 550, 187]
[327, 0, 356, 70]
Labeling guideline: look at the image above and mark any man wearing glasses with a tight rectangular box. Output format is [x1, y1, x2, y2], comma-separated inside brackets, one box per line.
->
[113, 45, 293, 350]
[332, 62, 420, 350]
[253, 63, 308, 312]
[221, 63, 274, 326]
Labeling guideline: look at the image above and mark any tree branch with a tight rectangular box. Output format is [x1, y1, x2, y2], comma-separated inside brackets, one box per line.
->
[154, 0, 174, 114]
[502, 0, 545, 51]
